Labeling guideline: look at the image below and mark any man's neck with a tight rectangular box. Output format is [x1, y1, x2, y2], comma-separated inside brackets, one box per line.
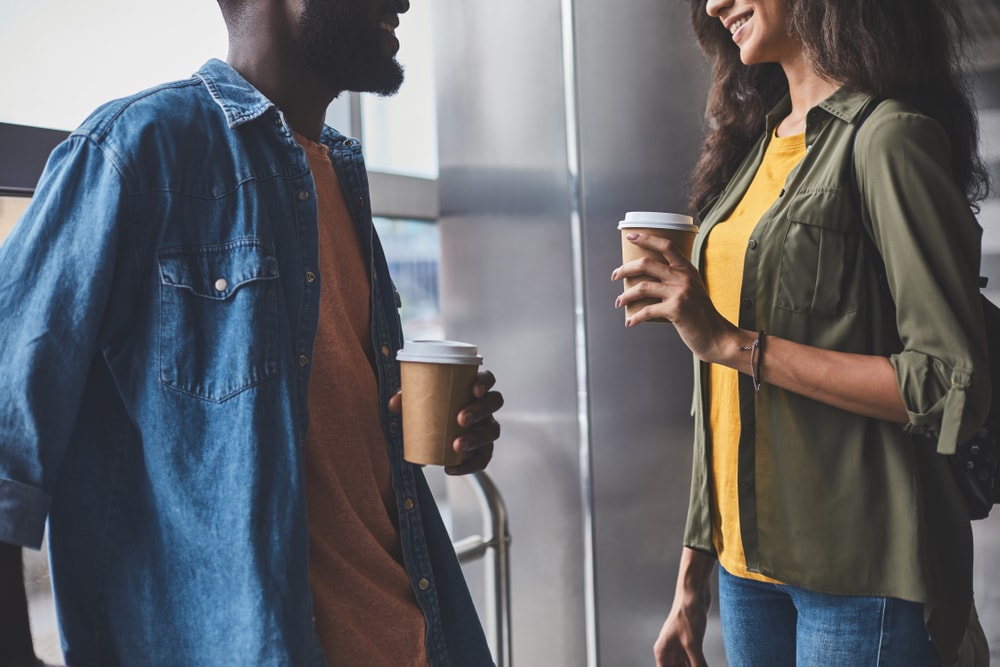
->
[226, 47, 339, 142]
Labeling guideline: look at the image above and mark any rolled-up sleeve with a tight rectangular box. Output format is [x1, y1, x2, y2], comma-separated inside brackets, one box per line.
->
[0, 134, 127, 548]
[0, 480, 51, 549]
[857, 109, 991, 453]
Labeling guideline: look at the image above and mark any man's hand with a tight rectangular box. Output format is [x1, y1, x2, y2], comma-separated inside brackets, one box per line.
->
[445, 370, 503, 475]
[389, 370, 503, 475]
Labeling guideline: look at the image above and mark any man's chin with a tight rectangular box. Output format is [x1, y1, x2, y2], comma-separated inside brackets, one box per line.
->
[349, 63, 405, 97]
[367, 77, 404, 97]
[316, 51, 403, 95]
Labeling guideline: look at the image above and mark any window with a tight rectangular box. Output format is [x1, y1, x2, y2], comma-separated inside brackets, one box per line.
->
[0, 2, 227, 132]
[360, 0, 439, 178]
[1, 0, 444, 324]
[0, 196, 28, 243]
[375, 217, 444, 340]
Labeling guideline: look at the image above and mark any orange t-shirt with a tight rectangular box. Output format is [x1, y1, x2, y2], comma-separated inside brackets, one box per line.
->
[702, 129, 806, 582]
[296, 133, 428, 666]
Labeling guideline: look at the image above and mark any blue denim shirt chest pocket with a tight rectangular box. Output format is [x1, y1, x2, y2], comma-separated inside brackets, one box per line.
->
[158, 238, 281, 402]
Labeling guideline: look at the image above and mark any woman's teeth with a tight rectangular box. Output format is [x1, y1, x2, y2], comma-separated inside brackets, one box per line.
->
[730, 15, 750, 34]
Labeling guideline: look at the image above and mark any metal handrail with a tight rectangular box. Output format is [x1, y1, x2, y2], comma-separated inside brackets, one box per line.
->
[451, 471, 512, 667]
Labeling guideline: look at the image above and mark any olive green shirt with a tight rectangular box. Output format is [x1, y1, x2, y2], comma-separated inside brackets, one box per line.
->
[684, 87, 990, 662]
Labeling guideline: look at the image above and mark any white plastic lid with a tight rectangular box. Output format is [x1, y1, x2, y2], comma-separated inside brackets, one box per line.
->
[617, 211, 697, 231]
[396, 339, 483, 365]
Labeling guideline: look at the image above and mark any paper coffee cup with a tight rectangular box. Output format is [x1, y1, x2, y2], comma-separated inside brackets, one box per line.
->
[618, 211, 698, 320]
[397, 340, 483, 467]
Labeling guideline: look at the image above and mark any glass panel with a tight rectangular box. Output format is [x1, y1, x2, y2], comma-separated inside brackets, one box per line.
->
[375, 216, 451, 536]
[374, 217, 443, 340]
[980, 108, 1000, 305]
[0, 195, 29, 245]
[0, 1, 227, 131]
[325, 95, 354, 138]
[360, 1, 439, 178]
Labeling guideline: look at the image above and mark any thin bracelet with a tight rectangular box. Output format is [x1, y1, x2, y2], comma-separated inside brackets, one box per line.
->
[740, 331, 765, 391]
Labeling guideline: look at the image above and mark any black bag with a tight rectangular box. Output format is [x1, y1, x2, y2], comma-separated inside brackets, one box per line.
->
[852, 97, 1000, 519]
[946, 295, 1000, 519]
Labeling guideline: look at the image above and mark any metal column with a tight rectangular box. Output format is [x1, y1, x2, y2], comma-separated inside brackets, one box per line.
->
[432, 0, 712, 664]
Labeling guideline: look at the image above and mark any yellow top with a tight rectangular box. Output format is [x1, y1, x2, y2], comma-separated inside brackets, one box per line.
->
[702, 129, 806, 581]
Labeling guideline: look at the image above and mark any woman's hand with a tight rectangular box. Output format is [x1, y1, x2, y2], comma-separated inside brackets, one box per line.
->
[654, 548, 714, 667]
[611, 232, 749, 366]
[654, 598, 710, 667]
[612, 233, 909, 422]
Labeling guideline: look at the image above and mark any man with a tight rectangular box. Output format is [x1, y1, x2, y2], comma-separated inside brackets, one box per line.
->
[0, 0, 503, 664]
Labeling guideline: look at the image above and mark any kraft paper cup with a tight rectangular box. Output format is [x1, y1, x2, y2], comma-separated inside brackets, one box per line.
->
[618, 211, 698, 320]
[397, 340, 483, 467]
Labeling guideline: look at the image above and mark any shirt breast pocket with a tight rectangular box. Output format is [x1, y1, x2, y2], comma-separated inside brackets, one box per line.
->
[158, 239, 280, 402]
[775, 190, 862, 319]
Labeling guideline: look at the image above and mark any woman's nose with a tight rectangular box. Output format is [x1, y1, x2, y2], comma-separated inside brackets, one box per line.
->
[705, 0, 732, 18]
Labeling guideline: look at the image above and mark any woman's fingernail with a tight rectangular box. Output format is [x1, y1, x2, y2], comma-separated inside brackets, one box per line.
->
[626, 233, 639, 240]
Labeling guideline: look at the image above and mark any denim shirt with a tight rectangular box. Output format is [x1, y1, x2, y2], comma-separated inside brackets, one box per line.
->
[0, 59, 492, 667]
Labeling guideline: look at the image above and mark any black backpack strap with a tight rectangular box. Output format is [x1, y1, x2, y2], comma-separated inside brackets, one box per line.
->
[849, 97, 889, 293]
[848, 96, 886, 216]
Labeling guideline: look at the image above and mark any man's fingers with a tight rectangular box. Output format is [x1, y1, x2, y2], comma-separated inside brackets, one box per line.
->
[459, 391, 504, 427]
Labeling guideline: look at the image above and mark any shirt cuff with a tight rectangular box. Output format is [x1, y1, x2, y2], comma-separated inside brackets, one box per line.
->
[0, 479, 51, 550]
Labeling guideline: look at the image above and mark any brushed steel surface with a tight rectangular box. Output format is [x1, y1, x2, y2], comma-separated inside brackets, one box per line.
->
[432, 0, 711, 664]
[432, 1, 1000, 665]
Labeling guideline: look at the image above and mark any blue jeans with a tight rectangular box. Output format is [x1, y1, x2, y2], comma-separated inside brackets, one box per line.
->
[718, 566, 941, 666]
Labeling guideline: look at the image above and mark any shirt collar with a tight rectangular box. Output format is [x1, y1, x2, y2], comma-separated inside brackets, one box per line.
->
[194, 58, 350, 148]
[815, 85, 877, 123]
[194, 58, 278, 129]
[765, 85, 877, 133]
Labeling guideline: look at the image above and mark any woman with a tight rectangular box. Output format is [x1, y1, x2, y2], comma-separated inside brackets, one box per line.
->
[611, 0, 992, 664]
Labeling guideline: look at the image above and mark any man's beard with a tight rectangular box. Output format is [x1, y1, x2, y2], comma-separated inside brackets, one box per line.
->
[296, 0, 405, 96]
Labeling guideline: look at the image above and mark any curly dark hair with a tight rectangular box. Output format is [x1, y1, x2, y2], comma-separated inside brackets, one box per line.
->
[685, 0, 991, 213]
